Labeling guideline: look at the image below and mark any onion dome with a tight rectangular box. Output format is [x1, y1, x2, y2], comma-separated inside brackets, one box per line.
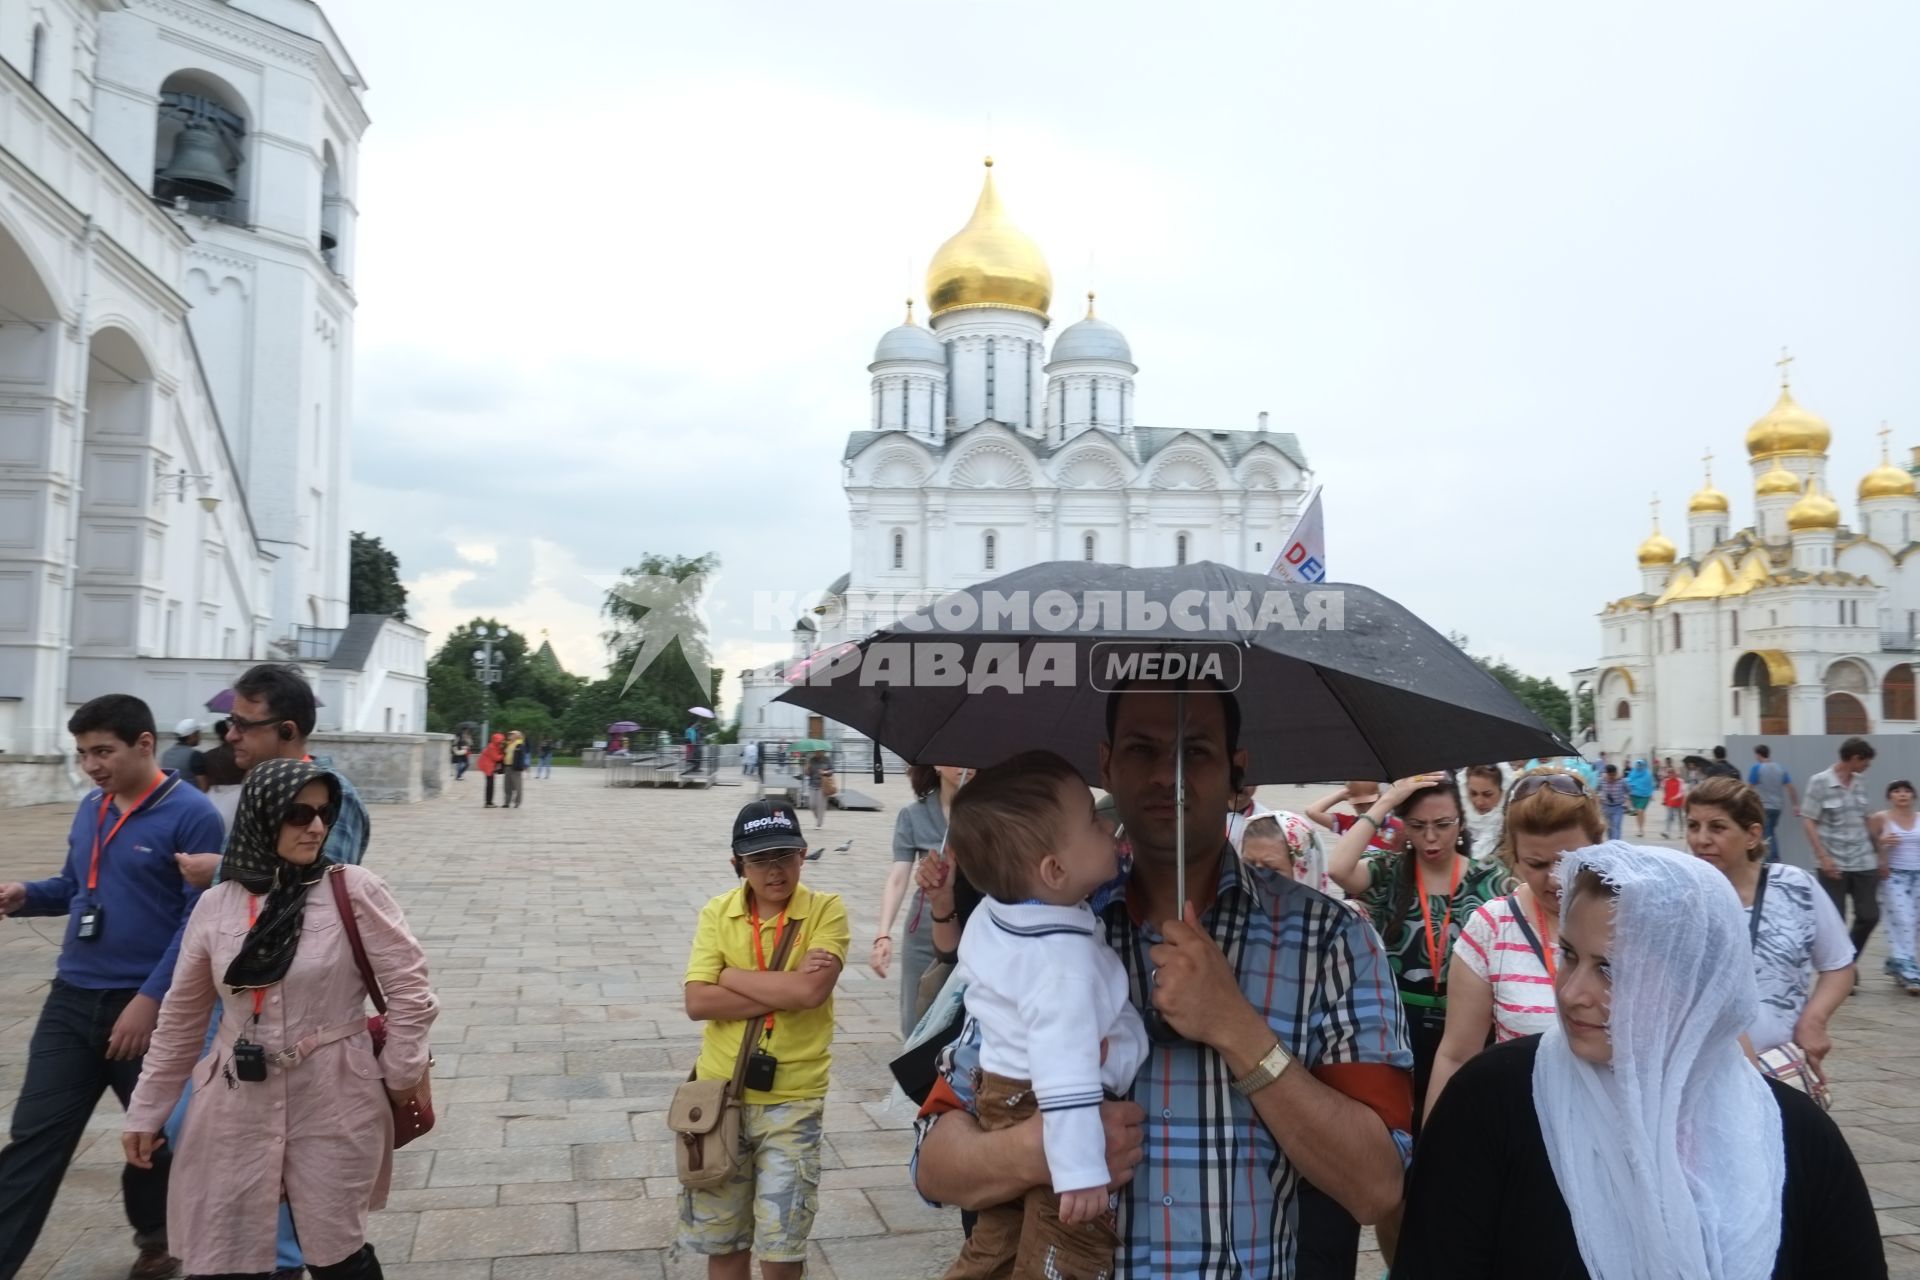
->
[871, 300, 944, 365]
[1745, 387, 1831, 459]
[1688, 455, 1729, 515]
[1637, 525, 1677, 566]
[1859, 431, 1916, 501]
[925, 158, 1052, 322]
[1755, 458, 1800, 497]
[1049, 293, 1134, 365]
[1787, 479, 1840, 532]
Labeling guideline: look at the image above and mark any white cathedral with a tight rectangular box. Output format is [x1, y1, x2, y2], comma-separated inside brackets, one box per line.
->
[740, 159, 1313, 744]
[1576, 360, 1920, 757]
[0, 1, 423, 803]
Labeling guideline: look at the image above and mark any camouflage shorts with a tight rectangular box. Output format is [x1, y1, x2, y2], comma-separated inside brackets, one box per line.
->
[678, 1097, 825, 1262]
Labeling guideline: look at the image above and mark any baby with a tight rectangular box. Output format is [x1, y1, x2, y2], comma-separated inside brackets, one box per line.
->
[942, 750, 1148, 1280]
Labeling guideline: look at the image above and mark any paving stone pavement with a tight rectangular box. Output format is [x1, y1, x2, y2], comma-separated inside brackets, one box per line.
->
[2, 769, 1916, 1279]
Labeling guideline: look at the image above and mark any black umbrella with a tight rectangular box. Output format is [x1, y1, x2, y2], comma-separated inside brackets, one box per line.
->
[777, 560, 1574, 786]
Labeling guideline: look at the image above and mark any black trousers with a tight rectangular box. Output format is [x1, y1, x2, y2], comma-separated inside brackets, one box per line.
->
[1824, 869, 1882, 952]
[190, 1242, 382, 1280]
[483, 773, 495, 805]
[0, 981, 170, 1280]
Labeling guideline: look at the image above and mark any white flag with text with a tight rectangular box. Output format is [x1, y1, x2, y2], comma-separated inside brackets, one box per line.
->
[1269, 486, 1326, 583]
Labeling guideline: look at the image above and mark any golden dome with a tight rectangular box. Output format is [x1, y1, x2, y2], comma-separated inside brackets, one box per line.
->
[1755, 458, 1800, 496]
[925, 158, 1052, 322]
[1859, 429, 1916, 500]
[1787, 479, 1840, 532]
[1688, 481, 1729, 514]
[1745, 387, 1831, 459]
[1636, 527, 1677, 566]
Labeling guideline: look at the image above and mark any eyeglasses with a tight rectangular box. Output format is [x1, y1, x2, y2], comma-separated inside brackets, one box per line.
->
[228, 714, 284, 734]
[1404, 818, 1459, 836]
[1509, 775, 1589, 802]
[282, 802, 338, 829]
[741, 849, 803, 867]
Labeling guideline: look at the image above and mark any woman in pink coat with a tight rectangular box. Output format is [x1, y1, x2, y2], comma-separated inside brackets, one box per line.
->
[123, 758, 436, 1280]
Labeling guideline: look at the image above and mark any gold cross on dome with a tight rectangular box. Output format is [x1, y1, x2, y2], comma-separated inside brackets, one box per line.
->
[1650, 492, 1661, 528]
[1776, 346, 1795, 388]
[1701, 447, 1714, 483]
[1880, 421, 1894, 461]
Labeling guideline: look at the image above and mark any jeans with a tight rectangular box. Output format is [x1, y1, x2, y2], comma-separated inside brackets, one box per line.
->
[0, 981, 170, 1280]
[1764, 809, 1783, 860]
[536, 757, 552, 779]
[452, 757, 468, 781]
[1823, 868, 1882, 954]
[1662, 805, 1683, 837]
[163, 1009, 303, 1272]
[1604, 804, 1625, 841]
[1882, 869, 1920, 973]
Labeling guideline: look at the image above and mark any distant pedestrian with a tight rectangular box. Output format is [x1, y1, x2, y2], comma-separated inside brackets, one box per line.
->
[1869, 780, 1920, 995]
[1800, 736, 1882, 955]
[537, 739, 554, 780]
[1749, 744, 1799, 858]
[1597, 765, 1628, 840]
[452, 731, 471, 782]
[478, 733, 504, 808]
[1625, 759, 1655, 838]
[806, 752, 829, 829]
[1461, 765, 1506, 864]
[504, 731, 529, 808]
[161, 718, 211, 791]
[685, 723, 699, 770]
[1704, 745, 1742, 780]
[1660, 764, 1686, 837]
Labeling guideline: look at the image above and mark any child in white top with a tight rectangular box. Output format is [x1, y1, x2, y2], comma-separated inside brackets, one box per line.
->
[943, 750, 1148, 1280]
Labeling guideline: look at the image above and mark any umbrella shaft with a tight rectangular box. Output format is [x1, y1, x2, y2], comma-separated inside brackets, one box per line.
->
[1175, 691, 1186, 915]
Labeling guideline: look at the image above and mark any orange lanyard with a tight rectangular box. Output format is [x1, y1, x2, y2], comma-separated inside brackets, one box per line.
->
[88, 773, 167, 890]
[750, 899, 789, 1034]
[245, 896, 266, 1019]
[1415, 858, 1464, 989]
[1531, 895, 1557, 982]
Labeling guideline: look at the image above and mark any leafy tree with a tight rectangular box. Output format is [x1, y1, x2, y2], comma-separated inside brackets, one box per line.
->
[594, 552, 723, 738]
[493, 697, 558, 746]
[348, 532, 409, 620]
[1450, 632, 1573, 739]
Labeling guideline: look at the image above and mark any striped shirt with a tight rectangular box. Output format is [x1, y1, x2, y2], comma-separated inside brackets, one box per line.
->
[1454, 897, 1557, 1041]
[913, 850, 1415, 1278]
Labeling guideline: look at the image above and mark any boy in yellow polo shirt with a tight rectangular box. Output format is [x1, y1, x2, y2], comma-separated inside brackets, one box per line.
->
[681, 799, 849, 1279]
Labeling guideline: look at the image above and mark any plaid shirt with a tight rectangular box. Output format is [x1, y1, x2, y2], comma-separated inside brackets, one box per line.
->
[913, 851, 1414, 1278]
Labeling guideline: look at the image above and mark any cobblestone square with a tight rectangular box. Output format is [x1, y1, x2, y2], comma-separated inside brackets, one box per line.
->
[4, 769, 1918, 1278]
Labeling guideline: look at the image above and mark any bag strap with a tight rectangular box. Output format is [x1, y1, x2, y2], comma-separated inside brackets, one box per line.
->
[328, 866, 387, 1016]
[1506, 893, 1551, 974]
[726, 916, 802, 1094]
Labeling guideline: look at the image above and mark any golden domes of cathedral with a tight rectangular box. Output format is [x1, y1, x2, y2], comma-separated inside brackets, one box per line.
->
[1687, 455, 1729, 515]
[1745, 388, 1831, 459]
[1636, 510, 1677, 566]
[1786, 478, 1841, 532]
[924, 158, 1053, 322]
[1859, 427, 1917, 501]
[1755, 457, 1801, 497]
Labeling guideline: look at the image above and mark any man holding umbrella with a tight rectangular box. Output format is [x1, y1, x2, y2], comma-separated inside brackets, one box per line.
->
[913, 678, 1415, 1276]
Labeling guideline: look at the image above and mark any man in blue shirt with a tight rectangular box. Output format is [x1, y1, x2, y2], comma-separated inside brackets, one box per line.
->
[0, 694, 224, 1280]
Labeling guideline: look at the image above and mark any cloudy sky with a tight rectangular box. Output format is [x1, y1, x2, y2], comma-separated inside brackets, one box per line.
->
[328, 0, 1920, 714]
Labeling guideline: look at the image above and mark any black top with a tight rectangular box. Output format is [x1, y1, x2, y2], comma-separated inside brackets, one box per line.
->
[1395, 1036, 1886, 1280]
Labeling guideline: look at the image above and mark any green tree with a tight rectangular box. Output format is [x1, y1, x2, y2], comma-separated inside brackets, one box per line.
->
[348, 532, 409, 620]
[425, 618, 536, 735]
[1450, 632, 1573, 739]
[493, 697, 558, 746]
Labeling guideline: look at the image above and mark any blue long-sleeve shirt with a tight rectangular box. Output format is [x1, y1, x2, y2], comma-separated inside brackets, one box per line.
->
[20, 771, 224, 1002]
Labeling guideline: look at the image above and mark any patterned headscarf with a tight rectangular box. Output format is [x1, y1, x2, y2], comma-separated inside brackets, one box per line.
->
[221, 757, 341, 991]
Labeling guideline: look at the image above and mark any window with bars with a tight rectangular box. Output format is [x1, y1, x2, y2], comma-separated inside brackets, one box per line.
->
[892, 531, 905, 570]
[984, 531, 997, 571]
[1176, 532, 1189, 566]
[1083, 532, 1096, 561]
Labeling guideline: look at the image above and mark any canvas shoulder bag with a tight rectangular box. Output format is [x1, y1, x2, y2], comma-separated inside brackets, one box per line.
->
[669, 916, 800, 1188]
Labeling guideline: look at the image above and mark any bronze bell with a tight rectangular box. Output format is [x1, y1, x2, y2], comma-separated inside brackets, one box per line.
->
[160, 122, 235, 200]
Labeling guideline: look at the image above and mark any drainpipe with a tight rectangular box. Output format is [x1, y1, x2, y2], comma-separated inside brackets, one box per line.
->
[52, 216, 96, 781]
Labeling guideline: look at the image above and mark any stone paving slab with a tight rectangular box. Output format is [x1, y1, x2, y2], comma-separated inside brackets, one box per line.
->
[3, 769, 1916, 1279]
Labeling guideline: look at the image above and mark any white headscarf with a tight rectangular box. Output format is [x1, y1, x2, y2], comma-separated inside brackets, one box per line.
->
[1533, 841, 1785, 1280]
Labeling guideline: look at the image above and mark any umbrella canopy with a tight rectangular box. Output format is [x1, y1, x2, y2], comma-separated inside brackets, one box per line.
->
[776, 560, 1573, 785]
[205, 688, 236, 713]
[688, 707, 716, 719]
[788, 738, 833, 754]
[607, 721, 641, 734]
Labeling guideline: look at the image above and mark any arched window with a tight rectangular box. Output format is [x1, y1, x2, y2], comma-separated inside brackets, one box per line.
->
[1175, 532, 1189, 566]
[29, 24, 46, 86]
[1884, 664, 1915, 721]
[983, 531, 997, 572]
[154, 71, 250, 225]
[1671, 614, 1682, 649]
[1082, 532, 1096, 562]
[320, 142, 343, 269]
[891, 530, 905, 571]
[1613, 700, 1631, 720]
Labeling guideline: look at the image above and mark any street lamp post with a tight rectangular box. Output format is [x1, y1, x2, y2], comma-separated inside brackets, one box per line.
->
[471, 625, 508, 742]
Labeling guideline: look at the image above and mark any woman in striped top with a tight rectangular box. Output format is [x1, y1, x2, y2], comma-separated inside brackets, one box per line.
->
[1422, 768, 1605, 1123]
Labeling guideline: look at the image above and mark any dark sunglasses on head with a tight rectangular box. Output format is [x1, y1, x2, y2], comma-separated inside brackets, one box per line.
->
[1509, 774, 1588, 802]
[282, 801, 339, 829]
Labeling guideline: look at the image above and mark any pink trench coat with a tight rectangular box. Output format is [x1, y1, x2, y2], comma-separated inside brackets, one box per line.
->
[124, 867, 437, 1274]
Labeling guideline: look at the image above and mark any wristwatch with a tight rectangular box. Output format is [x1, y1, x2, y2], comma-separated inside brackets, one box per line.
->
[1231, 1041, 1293, 1097]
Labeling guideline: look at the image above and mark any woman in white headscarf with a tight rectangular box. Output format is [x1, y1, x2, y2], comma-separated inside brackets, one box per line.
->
[1395, 842, 1883, 1279]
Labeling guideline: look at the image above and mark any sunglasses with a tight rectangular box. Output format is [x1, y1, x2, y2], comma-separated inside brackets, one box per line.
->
[283, 802, 339, 829]
[741, 849, 803, 867]
[228, 714, 285, 734]
[1509, 775, 1588, 802]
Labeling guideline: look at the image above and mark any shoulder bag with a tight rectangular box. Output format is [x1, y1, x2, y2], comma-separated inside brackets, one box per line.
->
[669, 920, 801, 1189]
[328, 867, 437, 1147]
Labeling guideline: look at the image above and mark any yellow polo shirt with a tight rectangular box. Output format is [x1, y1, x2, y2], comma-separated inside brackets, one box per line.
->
[684, 880, 849, 1103]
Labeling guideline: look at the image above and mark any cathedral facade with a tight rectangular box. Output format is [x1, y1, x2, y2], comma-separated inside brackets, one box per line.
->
[1576, 362, 1920, 758]
[741, 159, 1312, 743]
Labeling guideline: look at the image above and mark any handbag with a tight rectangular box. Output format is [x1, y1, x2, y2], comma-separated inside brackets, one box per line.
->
[669, 920, 800, 1189]
[328, 868, 436, 1147]
[822, 772, 838, 799]
[1757, 1042, 1833, 1111]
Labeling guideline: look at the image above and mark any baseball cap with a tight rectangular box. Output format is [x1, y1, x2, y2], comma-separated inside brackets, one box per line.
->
[732, 799, 808, 857]
[174, 718, 203, 737]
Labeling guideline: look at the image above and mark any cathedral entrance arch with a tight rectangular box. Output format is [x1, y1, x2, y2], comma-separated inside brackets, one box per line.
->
[1884, 664, 1915, 722]
[1822, 659, 1873, 735]
[1732, 650, 1793, 736]
[1825, 694, 1869, 735]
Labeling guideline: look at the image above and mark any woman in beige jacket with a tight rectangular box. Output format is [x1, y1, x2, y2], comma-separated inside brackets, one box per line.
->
[123, 758, 436, 1280]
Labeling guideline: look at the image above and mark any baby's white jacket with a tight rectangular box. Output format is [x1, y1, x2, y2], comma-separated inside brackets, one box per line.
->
[957, 896, 1150, 1194]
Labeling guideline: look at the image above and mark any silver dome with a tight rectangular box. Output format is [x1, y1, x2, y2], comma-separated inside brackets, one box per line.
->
[1049, 315, 1133, 365]
[871, 323, 945, 365]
